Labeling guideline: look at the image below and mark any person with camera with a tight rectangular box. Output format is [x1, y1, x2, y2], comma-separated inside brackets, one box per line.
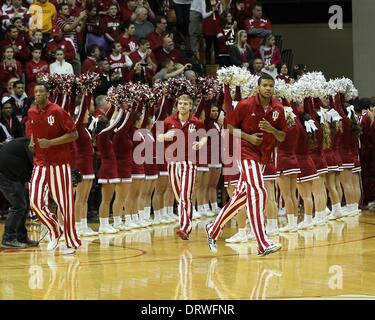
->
[153, 58, 192, 82]
[0, 137, 39, 248]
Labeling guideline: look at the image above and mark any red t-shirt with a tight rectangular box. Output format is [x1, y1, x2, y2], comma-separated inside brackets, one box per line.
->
[119, 34, 139, 53]
[226, 95, 287, 164]
[244, 17, 272, 49]
[28, 101, 76, 166]
[161, 113, 205, 164]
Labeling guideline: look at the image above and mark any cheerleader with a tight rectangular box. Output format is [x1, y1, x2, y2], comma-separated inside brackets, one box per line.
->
[93, 105, 123, 234]
[276, 100, 301, 233]
[293, 103, 319, 230]
[72, 94, 98, 237]
[112, 110, 134, 230]
[205, 101, 222, 215]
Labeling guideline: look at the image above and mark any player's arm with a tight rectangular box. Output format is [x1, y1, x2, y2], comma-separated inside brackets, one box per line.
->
[38, 130, 78, 148]
[227, 123, 264, 146]
[28, 134, 35, 153]
[258, 118, 286, 142]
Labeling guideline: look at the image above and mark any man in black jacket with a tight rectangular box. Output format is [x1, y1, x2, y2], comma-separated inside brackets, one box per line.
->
[0, 137, 39, 248]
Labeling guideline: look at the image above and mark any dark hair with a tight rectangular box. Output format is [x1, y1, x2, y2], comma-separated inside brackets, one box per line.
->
[161, 58, 172, 68]
[34, 82, 50, 91]
[88, 44, 100, 56]
[110, 41, 121, 51]
[31, 44, 43, 52]
[55, 47, 65, 54]
[155, 16, 167, 24]
[58, 3, 69, 11]
[139, 38, 149, 46]
[13, 80, 24, 88]
[359, 97, 371, 110]
[122, 22, 135, 31]
[369, 96, 375, 107]
[7, 24, 17, 33]
[133, 111, 143, 125]
[253, 2, 263, 9]
[257, 72, 275, 85]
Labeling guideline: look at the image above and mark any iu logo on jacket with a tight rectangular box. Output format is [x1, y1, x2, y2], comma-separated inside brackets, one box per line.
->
[47, 115, 55, 126]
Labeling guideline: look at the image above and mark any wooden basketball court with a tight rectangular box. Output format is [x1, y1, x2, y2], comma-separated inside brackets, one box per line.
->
[1, 212, 375, 300]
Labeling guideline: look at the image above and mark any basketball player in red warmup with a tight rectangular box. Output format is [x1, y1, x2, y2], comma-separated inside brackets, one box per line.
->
[28, 82, 81, 254]
[157, 95, 207, 240]
[206, 73, 287, 256]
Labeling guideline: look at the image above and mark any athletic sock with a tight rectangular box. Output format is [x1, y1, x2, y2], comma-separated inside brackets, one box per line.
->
[124, 215, 131, 224]
[198, 205, 205, 215]
[154, 210, 161, 220]
[267, 218, 278, 230]
[81, 218, 88, 229]
[238, 228, 246, 237]
[114, 216, 122, 225]
[204, 203, 210, 212]
[211, 202, 219, 211]
[167, 206, 174, 215]
[99, 217, 109, 227]
[144, 207, 151, 220]
[304, 215, 312, 224]
[287, 214, 295, 227]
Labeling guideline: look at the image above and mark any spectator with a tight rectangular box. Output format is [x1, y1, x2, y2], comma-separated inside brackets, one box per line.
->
[256, 33, 281, 78]
[2, 0, 28, 31]
[93, 59, 121, 99]
[251, 57, 263, 75]
[28, 29, 47, 54]
[85, 4, 107, 59]
[4, 77, 19, 97]
[103, 3, 121, 44]
[28, 0, 57, 40]
[96, 0, 120, 16]
[230, 0, 255, 29]
[56, 2, 87, 74]
[8, 80, 32, 123]
[0, 45, 22, 93]
[277, 63, 293, 84]
[217, 11, 237, 66]
[0, 97, 22, 139]
[202, 0, 222, 64]
[148, 16, 169, 52]
[118, 0, 136, 23]
[153, 58, 192, 82]
[184, 69, 197, 85]
[82, 44, 101, 74]
[11, 16, 29, 42]
[119, 22, 139, 56]
[0, 24, 30, 61]
[128, 38, 157, 83]
[45, 25, 76, 64]
[228, 29, 255, 69]
[154, 36, 186, 69]
[133, 6, 154, 39]
[172, 0, 191, 44]
[244, 2, 272, 50]
[93, 94, 111, 117]
[25, 46, 49, 97]
[293, 64, 307, 81]
[107, 41, 133, 80]
[49, 47, 74, 74]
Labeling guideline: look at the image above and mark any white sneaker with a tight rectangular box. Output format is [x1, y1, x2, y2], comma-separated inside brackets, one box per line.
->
[279, 224, 298, 233]
[298, 221, 314, 230]
[313, 217, 326, 226]
[47, 236, 60, 251]
[248, 231, 256, 240]
[61, 247, 76, 255]
[328, 210, 343, 220]
[113, 223, 129, 231]
[193, 210, 201, 220]
[98, 225, 119, 234]
[204, 211, 216, 217]
[225, 232, 247, 243]
[160, 214, 171, 224]
[168, 213, 179, 221]
[80, 227, 98, 237]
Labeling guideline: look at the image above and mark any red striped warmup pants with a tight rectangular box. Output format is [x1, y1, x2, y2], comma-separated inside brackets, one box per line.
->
[207, 159, 272, 253]
[30, 164, 81, 249]
[168, 161, 197, 235]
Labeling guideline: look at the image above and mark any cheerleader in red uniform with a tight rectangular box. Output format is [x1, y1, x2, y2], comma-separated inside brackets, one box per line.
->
[294, 104, 319, 230]
[334, 94, 360, 217]
[300, 97, 330, 226]
[93, 105, 123, 234]
[276, 100, 301, 233]
[222, 85, 254, 243]
[324, 97, 345, 219]
[205, 101, 222, 215]
[72, 94, 98, 237]
[112, 110, 135, 230]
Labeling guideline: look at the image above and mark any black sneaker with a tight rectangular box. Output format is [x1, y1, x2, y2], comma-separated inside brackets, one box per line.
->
[2, 239, 29, 249]
[205, 224, 217, 253]
[18, 237, 39, 247]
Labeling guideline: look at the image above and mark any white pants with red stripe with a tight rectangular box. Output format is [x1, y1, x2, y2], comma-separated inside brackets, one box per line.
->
[30, 164, 81, 249]
[207, 159, 272, 253]
[168, 161, 197, 235]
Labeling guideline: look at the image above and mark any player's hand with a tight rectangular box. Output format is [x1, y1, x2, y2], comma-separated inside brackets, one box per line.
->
[28, 141, 35, 153]
[164, 130, 176, 141]
[259, 118, 275, 133]
[192, 141, 203, 150]
[247, 133, 263, 146]
[38, 138, 51, 148]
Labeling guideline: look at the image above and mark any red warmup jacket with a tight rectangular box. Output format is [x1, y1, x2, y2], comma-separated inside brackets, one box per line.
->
[244, 17, 272, 49]
[81, 57, 99, 74]
[45, 38, 76, 63]
[0, 36, 30, 61]
[25, 59, 49, 96]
